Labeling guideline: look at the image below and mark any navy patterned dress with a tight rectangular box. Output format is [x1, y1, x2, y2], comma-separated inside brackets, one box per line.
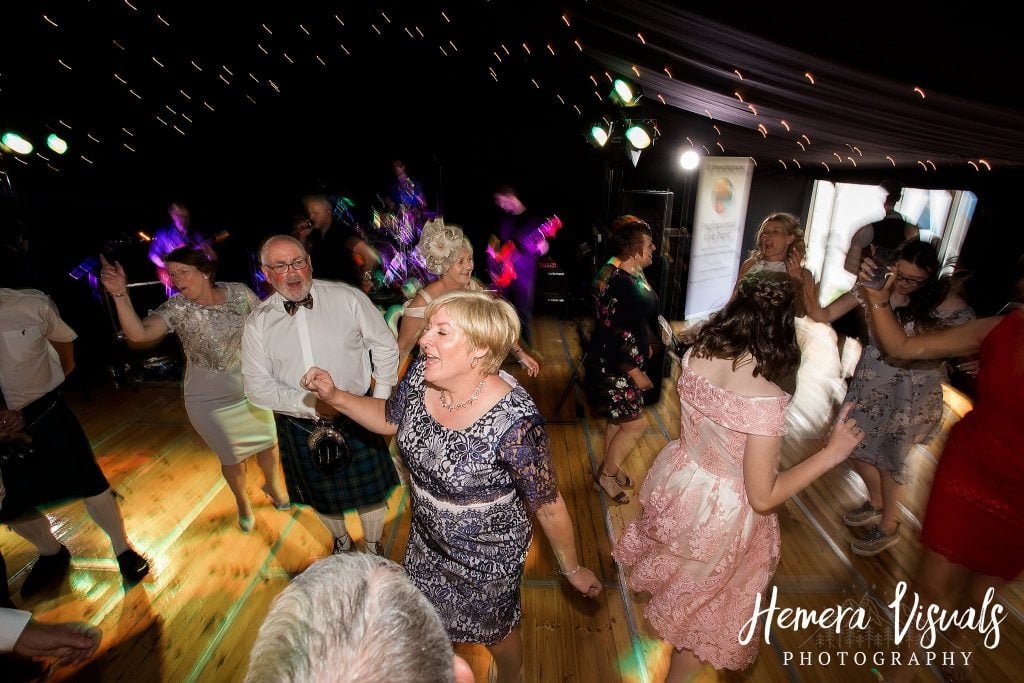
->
[385, 357, 560, 644]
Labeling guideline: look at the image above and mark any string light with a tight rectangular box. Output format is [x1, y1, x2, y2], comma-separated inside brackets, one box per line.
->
[43, 15, 59, 28]
[913, 87, 926, 99]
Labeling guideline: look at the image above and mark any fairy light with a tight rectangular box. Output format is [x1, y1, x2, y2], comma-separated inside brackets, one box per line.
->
[801, 134, 811, 145]
[263, 23, 273, 34]
[734, 91, 744, 103]
[833, 152, 842, 162]
[449, 40, 458, 52]
[172, 125, 186, 136]
[151, 56, 165, 68]
[546, 44, 555, 56]
[531, 78, 540, 89]
[43, 15, 59, 28]
[441, 11, 450, 23]
[522, 42, 531, 55]
[779, 159, 788, 169]
[164, 104, 177, 115]
[299, 24, 310, 36]
[804, 72, 815, 84]
[747, 103, 758, 115]
[245, 95, 256, 104]
[155, 115, 168, 125]
[121, 127, 134, 136]
[439, 46, 448, 57]
[258, 43, 269, 55]
[59, 120, 71, 129]
[792, 159, 801, 169]
[780, 120, 790, 131]
[574, 39, 582, 51]
[339, 45, 349, 56]
[404, 27, 414, 39]
[249, 72, 260, 82]
[113, 40, 125, 50]
[123, 142, 136, 152]
[415, 26, 424, 37]
[334, 15, 344, 27]
[371, 24, 381, 36]
[114, 73, 127, 84]
[181, 113, 192, 123]
[979, 159, 991, 170]
[218, 73, 230, 85]
[716, 141, 725, 152]
[913, 87, 926, 99]
[886, 156, 896, 166]
[926, 160, 936, 170]
[191, 60, 203, 71]
[315, 55, 326, 66]
[757, 124, 767, 138]
[631, 65, 640, 77]
[493, 51, 502, 63]
[847, 157, 857, 167]
[156, 14, 169, 27]
[734, 69, 743, 80]
[712, 125, 721, 135]
[203, 101, 215, 111]
[968, 161, 979, 171]
[81, 155, 93, 164]
[797, 141, 806, 151]
[222, 66, 234, 76]
[663, 66, 672, 78]
[821, 162, 830, 172]
[124, 0, 138, 10]
[589, 75, 598, 87]
[268, 79, 280, 93]
[87, 133, 101, 143]
[657, 94, 665, 104]
[58, 59, 72, 70]
[573, 104, 581, 115]
[917, 160, 928, 170]
[380, 11, 391, 23]
[129, 89, 142, 99]
[637, 33, 646, 45]
[562, 14, 571, 27]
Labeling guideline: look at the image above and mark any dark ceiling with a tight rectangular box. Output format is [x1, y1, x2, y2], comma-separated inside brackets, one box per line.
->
[2, 1, 1022, 232]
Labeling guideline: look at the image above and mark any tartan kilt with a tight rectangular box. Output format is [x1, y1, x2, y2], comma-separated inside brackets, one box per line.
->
[275, 414, 399, 515]
[0, 390, 111, 523]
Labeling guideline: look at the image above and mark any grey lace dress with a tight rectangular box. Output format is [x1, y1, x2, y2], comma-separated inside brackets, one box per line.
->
[153, 282, 276, 464]
[384, 356, 560, 644]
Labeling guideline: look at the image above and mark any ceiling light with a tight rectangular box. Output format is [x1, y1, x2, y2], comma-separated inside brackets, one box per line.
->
[611, 79, 642, 106]
[47, 134, 69, 155]
[1, 132, 33, 155]
[590, 124, 610, 147]
[624, 122, 655, 149]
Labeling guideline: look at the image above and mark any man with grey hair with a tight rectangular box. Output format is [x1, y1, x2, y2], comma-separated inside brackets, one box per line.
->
[244, 554, 474, 683]
[242, 235, 400, 555]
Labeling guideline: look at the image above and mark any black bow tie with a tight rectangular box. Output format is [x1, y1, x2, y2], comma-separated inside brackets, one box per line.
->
[284, 294, 313, 315]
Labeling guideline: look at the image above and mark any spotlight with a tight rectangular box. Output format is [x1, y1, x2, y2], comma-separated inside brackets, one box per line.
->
[46, 133, 68, 155]
[679, 149, 700, 170]
[590, 123, 610, 147]
[611, 78, 642, 106]
[624, 121, 657, 149]
[1, 132, 33, 155]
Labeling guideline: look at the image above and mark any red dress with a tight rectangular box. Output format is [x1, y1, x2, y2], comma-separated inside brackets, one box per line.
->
[920, 310, 1024, 581]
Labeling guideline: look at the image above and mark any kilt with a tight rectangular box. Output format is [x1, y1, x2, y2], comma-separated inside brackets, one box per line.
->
[275, 413, 399, 515]
[0, 389, 111, 523]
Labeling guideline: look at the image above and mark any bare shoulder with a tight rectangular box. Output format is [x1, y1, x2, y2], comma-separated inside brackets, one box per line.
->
[689, 355, 786, 398]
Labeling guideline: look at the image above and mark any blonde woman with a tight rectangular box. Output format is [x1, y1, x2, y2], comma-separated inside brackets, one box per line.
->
[398, 219, 539, 377]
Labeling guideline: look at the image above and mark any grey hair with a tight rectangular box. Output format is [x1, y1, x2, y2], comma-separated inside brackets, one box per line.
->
[245, 554, 455, 683]
[259, 234, 309, 265]
[414, 218, 470, 275]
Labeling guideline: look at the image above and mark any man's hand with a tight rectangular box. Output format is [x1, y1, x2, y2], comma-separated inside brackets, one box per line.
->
[14, 619, 101, 666]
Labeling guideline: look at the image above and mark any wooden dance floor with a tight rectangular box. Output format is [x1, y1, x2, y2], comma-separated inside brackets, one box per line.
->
[2, 314, 1021, 682]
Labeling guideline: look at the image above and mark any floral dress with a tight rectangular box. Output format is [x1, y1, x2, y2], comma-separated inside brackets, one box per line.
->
[613, 350, 790, 669]
[384, 357, 560, 643]
[585, 262, 660, 420]
[844, 293, 974, 482]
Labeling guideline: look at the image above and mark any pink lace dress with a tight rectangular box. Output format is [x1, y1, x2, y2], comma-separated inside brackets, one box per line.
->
[613, 350, 790, 670]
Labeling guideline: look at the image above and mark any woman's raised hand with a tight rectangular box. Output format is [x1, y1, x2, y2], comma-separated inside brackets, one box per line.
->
[300, 366, 339, 402]
[98, 253, 127, 295]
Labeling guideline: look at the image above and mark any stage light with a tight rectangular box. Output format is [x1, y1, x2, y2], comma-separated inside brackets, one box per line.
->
[1, 132, 33, 155]
[47, 133, 68, 155]
[679, 149, 700, 170]
[611, 79, 641, 106]
[590, 124, 610, 147]
[625, 122, 653, 149]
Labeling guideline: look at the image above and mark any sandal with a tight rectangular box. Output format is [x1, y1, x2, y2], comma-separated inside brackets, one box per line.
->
[615, 469, 634, 488]
[593, 471, 629, 504]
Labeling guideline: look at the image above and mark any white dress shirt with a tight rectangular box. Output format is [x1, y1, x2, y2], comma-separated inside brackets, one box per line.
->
[0, 288, 77, 409]
[242, 279, 399, 418]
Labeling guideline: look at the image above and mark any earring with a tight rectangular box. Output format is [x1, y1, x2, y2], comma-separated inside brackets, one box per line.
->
[470, 357, 479, 369]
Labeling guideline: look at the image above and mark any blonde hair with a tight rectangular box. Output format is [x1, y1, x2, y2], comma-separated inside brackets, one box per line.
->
[750, 212, 804, 261]
[415, 218, 471, 275]
[423, 290, 519, 375]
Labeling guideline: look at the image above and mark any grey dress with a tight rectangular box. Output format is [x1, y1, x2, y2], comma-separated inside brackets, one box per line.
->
[844, 292, 974, 483]
[154, 282, 277, 465]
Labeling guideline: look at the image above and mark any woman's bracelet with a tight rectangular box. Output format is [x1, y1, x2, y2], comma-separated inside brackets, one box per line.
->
[110, 291, 128, 298]
[871, 301, 890, 310]
[560, 564, 582, 577]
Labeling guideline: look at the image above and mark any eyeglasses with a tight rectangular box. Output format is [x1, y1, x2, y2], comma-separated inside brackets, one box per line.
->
[265, 258, 310, 274]
[893, 271, 928, 286]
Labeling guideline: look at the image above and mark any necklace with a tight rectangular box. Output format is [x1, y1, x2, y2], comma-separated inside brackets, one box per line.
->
[439, 378, 487, 413]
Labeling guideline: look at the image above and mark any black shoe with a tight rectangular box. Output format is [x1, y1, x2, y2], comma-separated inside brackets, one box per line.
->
[20, 545, 71, 597]
[116, 549, 150, 583]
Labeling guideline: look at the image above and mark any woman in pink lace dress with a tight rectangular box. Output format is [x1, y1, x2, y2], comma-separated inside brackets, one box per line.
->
[613, 271, 864, 681]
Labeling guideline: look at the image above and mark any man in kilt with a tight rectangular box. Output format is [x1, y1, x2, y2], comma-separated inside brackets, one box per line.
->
[242, 235, 399, 555]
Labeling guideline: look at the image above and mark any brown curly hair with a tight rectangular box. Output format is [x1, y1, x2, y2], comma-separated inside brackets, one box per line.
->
[690, 270, 799, 384]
